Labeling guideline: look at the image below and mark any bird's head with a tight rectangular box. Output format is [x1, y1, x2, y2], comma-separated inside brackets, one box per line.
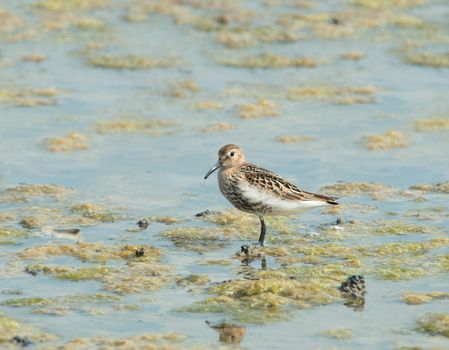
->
[204, 144, 245, 179]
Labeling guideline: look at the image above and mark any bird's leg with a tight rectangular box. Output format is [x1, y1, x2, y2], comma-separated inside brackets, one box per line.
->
[258, 216, 266, 246]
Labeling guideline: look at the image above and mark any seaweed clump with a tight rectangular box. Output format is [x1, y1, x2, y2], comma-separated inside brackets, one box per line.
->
[40, 333, 188, 349]
[86, 54, 178, 70]
[361, 131, 407, 150]
[320, 182, 411, 200]
[401, 292, 449, 305]
[416, 313, 449, 338]
[95, 119, 177, 135]
[0, 311, 55, 345]
[31, 0, 110, 12]
[319, 328, 352, 339]
[181, 276, 340, 323]
[235, 100, 280, 119]
[215, 53, 322, 68]
[275, 135, 315, 144]
[43, 132, 89, 152]
[414, 118, 449, 132]
[0, 227, 28, 245]
[404, 52, 449, 68]
[0, 87, 60, 107]
[18, 243, 174, 295]
[199, 123, 235, 133]
[0, 184, 70, 203]
[410, 182, 449, 194]
[286, 85, 376, 105]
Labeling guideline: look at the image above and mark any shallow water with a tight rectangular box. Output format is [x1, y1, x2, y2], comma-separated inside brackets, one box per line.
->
[1, 0, 449, 349]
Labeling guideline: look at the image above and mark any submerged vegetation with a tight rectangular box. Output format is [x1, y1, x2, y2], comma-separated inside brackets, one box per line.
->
[1, 0, 449, 348]
[361, 131, 408, 150]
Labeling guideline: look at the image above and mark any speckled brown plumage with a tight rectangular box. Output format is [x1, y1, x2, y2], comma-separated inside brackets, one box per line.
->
[240, 163, 338, 204]
[204, 144, 338, 246]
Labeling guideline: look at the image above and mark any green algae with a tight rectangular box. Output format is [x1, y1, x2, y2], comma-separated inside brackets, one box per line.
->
[32, 0, 109, 12]
[372, 221, 436, 235]
[2, 297, 51, 307]
[161, 227, 228, 252]
[70, 203, 119, 223]
[40, 333, 190, 350]
[401, 292, 449, 305]
[148, 216, 179, 225]
[22, 260, 174, 295]
[374, 238, 449, 256]
[167, 79, 200, 98]
[0, 87, 61, 107]
[20, 215, 46, 229]
[198, 122, 235, 133]
[43, 132, 89, 153]
[275, 135, 316, 144]
[203, 209, 294, 235]
[404, 52, 449, 68]
[55, 266, 116, 281]
[320, 182, 412, 200]
[19, 242, 164, 263]
[181, 277, 340, 324]
[197, 259, 232, 266]
[2, 293, 121, 319]
[163, 210, 295, 252]
[361, 130, 408, 150]
[0, 311, 56, 344]
[410, 182, 449, 194]
[417, 313, 449, 338]
[0, 227, 28, 245]
[75, 17, 106, 31]
[351, 0, 424, 9]
[224, 84, 378, 105]
[319, 328, 353, 339]
[215, 53, 323, 69]
[86, 54, 178, 70]
[0, 212, 15, 222]
[176, 274, 210, 287]
[95, 118, 177, 135]
[414, 118, 449, 132]
[286, 85, 377, 105]
[0, 184, 71, 203]
[235, 99, 280, 120]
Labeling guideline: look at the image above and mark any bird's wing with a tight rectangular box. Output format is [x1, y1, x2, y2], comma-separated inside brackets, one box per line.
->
[240, 163, 338, 204]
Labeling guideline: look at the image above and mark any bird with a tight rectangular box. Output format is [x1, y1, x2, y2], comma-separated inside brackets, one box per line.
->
[204, 144, 338, 246]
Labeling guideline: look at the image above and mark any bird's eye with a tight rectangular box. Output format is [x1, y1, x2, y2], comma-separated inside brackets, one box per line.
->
[230, 152, 235, 157]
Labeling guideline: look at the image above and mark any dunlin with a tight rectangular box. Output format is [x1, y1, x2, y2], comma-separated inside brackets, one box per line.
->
[204, 144, 338, 246]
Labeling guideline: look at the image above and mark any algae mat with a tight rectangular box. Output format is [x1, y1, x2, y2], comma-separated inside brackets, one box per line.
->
[0, 0, 449, 349]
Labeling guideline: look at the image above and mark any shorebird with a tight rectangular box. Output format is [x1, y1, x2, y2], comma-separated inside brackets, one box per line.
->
[204, 144, 338, 246]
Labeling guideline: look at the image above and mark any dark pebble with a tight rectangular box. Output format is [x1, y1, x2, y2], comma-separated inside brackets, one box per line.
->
[339, 275, 366, 298]
[54, 228, 80, 234]
[11, 336, 33, 347]
[240, 245, 249, 255]
[331, 17, 341, 25]
[195, 210, 221, 217]
[137, 218, 149, 230]
[135, 248, 145, 257]
[24, 267, 38, 276]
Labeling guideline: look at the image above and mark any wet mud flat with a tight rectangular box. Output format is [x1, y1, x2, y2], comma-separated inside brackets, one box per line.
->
[1, 0, 449, 349]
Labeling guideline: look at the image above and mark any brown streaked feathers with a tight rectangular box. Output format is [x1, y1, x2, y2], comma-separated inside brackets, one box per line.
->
[240, 163, 338, 204]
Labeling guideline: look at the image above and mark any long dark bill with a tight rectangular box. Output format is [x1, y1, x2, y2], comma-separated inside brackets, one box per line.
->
[204, 160, 222, 179]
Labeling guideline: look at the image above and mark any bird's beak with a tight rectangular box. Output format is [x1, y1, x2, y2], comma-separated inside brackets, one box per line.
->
[204, 160, 222, 179]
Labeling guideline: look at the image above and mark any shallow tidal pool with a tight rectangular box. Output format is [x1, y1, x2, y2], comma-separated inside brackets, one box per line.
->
[0, 0, 449, 349]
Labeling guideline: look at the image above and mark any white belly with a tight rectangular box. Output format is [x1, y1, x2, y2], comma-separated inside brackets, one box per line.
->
[239, 183, 328, 215]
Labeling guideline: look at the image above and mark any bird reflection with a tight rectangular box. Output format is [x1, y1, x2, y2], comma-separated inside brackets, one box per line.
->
[206, 320, 246, 344]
